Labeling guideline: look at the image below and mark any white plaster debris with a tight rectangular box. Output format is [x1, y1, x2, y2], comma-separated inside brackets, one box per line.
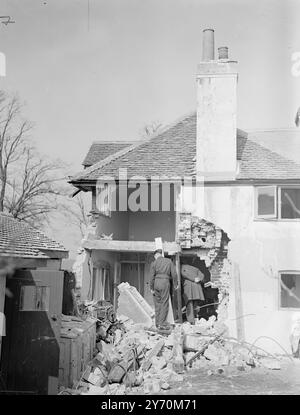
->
[70, 304, 285, 395]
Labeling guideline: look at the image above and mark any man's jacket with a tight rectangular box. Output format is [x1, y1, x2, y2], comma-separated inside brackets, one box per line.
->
[149, 256, 178, 291]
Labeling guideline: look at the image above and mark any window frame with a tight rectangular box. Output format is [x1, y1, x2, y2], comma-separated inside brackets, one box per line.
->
[278, 270, 300, 310]
[254, 185, 278, 219]
[278, 186, 300, 220]
[254, 185, 300, 221]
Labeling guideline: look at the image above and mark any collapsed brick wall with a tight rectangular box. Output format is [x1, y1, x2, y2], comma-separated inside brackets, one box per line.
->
[210, 250, 229, 285]
[177, 213, 231, 321]
[177, 213, 229, 270]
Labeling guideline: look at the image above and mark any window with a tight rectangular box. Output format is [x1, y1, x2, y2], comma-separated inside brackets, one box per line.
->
[279, 272, 300, 309]
[280, 188, 300, 219]
[255, 186, 300, 220]
[95, 183, 112, 217]
[20, 285, 50, 311]
[255, 186, 277, 218]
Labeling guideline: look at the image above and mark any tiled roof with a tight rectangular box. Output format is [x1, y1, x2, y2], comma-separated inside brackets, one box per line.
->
[238, 136, 300, 180]
[82, 141, 140, 167]
[71, 112, 300, 182]
[0, 213, 68, 259]
[237, 130, 300, 179]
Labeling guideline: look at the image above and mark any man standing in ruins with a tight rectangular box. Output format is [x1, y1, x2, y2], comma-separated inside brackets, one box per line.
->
[150, 249, 178, 329]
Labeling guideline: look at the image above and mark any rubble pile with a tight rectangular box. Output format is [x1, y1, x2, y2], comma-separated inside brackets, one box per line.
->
[69, 312, 281, 396]
[63, 284, 283, 396]
[76, 316, 185, 395]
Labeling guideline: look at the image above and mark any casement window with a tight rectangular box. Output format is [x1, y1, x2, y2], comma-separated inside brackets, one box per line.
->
[279, 272, 300, 309]
[255, 186, 300, 220]
[95, 183, 112, 217]
[279, 187, 300, 219]
[255, 186, 277, 219]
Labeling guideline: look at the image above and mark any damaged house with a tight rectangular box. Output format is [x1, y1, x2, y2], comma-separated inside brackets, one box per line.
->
[69, 29, 300, 354]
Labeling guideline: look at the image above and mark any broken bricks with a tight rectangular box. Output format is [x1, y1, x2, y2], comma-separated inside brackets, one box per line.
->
[78, 299, 287, 396]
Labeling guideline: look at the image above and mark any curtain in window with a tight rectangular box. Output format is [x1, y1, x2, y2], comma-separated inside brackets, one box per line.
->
[92, 268, 110, 301]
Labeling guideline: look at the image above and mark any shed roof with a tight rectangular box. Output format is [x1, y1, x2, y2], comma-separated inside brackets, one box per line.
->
[0, 213, 68, 259]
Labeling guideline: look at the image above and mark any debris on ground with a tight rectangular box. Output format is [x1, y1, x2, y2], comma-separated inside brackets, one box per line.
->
[58, 283, 289, 395]
[117, 282, 155, 328]
[259, 357, 281, 370]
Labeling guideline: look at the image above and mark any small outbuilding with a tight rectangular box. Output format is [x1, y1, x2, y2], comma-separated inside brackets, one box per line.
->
[0, 213, 68, 395]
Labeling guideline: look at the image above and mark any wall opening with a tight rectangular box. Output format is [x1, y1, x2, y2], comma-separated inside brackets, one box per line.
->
[180, 254, 219, 322]
[177, 213, 230, 323]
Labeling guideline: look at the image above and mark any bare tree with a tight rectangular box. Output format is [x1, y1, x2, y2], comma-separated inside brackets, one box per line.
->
[0, 92, 32, 211]
[64, 192, 90, 238]
[140, 120, 163, 139]
[0, 92, 65, 226]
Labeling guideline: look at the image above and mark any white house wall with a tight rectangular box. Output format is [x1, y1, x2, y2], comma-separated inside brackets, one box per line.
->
[181, 184, 300, 353]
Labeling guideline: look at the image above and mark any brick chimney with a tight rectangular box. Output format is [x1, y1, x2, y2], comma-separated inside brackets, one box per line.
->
[196, 29, 238, 180]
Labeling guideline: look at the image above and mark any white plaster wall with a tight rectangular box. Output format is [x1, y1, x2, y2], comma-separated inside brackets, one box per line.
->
[182, 184, 300, 353]
[196, 63, 238, 178]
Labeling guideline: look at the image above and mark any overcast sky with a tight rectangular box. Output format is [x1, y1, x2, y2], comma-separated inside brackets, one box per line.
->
[1, 0, 300, 172]
[1, 0, 299, 257]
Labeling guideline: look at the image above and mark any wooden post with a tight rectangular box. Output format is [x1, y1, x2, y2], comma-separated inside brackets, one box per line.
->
[137, 253, 141, 294]
[233, 262, 245, 342]
[175, 253, 182, 323]
[113, 259, 120, 310]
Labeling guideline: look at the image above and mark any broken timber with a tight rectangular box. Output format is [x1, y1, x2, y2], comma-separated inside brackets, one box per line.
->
[175, 253, 182, 323]
[233, 262, 245, 342]
[142, 339, 165, 371]
[186, 330, 227, 367]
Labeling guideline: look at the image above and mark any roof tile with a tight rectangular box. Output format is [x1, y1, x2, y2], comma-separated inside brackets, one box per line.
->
[0, 214, 68, 259]
[82, 141, 140, 167]
[71, 112, 300, 182]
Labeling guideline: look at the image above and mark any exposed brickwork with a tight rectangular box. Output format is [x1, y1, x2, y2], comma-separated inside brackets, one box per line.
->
[210, 250, 228, 285]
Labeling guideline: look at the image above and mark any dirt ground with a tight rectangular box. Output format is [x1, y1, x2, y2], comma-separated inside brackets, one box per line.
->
[162, 358, 300, 395]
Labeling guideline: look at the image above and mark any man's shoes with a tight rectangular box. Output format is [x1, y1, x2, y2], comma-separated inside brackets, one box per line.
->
[147, 325, 158, 333]
[158, 324, 171, 330]
[157, 324, 172, 334]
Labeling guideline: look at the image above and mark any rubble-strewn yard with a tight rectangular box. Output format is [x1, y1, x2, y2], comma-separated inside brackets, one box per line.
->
[162, 359, 300, 395]
[59, 305, 300, 395]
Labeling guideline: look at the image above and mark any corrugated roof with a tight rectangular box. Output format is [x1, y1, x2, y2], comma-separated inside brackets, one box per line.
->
[0, 213, 68, 259]
[82, 141, 140, 167]
[71, 112, 300, 182]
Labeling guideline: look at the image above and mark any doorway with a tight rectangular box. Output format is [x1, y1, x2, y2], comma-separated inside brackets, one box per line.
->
[180, 255, 219, 321]
[120, 262, 145, 296]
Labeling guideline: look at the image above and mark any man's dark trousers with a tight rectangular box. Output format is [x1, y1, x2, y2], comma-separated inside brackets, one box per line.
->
[153, 277, 170, 327]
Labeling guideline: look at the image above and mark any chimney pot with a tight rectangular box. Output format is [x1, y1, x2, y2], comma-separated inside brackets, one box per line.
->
[218, 46, 229, 60]
[202, 29, 215, 61]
